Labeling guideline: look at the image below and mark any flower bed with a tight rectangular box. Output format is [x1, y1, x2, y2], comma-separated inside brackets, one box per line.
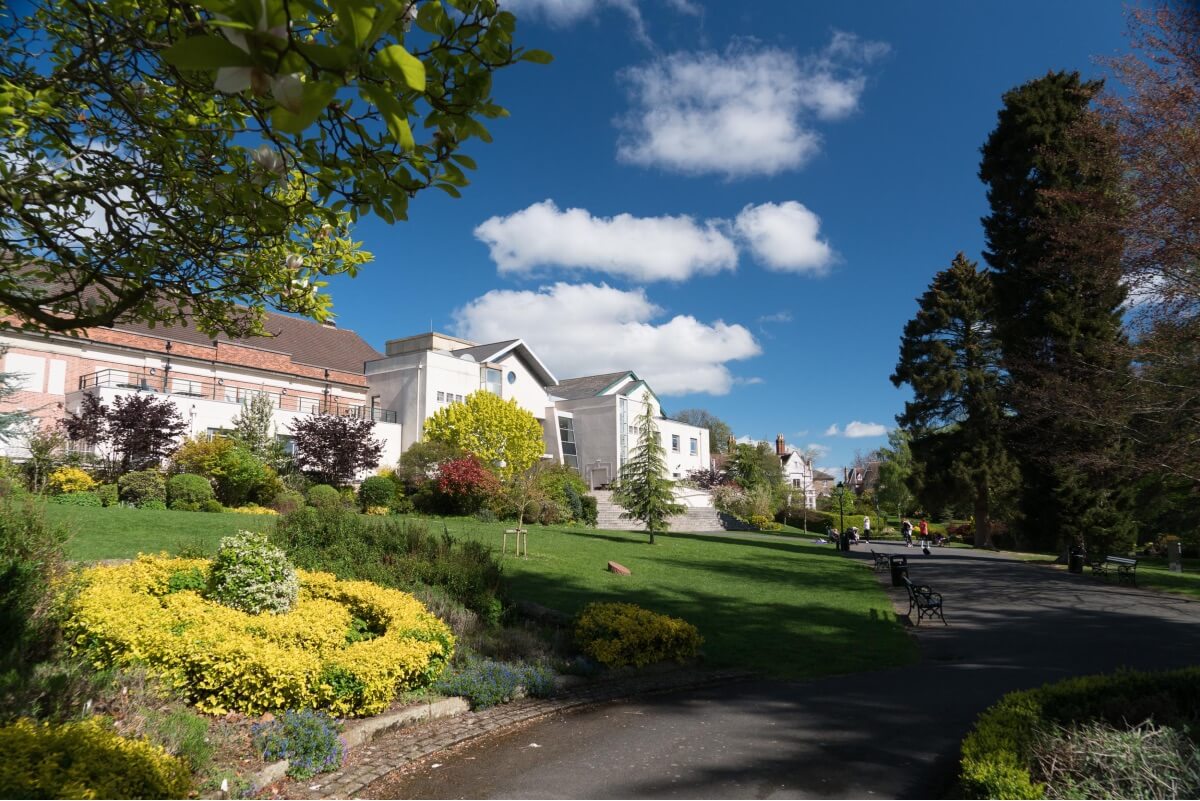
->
[66, 555, 454, 716]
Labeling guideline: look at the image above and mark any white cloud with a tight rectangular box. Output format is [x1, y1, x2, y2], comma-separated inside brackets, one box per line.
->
[735, 201, 835, 274]
[757, 311, 793, 324]
[616, 33, 888, 178]
[473, 200, 737, 282]
[453, 282, 761, 395]
[824, 423, 840, 436]
[805, 443, 831, 459]
[501, 0, 659, 46]
[735, 376, 765, 386]
[844, 421, 888, 438]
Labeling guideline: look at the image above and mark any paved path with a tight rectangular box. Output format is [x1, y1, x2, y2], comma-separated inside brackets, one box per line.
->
[358, 543, 1200, 799]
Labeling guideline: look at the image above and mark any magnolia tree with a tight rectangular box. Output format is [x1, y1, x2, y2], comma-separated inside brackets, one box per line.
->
[0, 0, 548, 336]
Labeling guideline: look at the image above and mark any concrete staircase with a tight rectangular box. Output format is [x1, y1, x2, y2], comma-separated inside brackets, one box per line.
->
[590, 489, 746, 533]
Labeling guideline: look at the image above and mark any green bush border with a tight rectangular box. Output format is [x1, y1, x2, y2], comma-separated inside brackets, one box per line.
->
[960, 666, 1200, 799]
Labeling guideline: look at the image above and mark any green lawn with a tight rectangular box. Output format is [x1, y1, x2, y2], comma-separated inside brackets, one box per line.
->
[47, 503, 918, 679]
[46, 504, 275, 561]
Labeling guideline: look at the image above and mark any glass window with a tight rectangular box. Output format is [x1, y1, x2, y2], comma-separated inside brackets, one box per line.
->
[671, 434, 680, 452]
[437, 390, 445, 402]
[689, 437, 698, 456]
[558, 416, 578, 469]
[455, 394, 464, 403]
[483, 367, 502, 396]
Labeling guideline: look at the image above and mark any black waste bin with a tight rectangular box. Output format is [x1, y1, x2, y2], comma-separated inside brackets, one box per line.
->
[889, 555, 908, 587]
[1068, 545, 1086, 575]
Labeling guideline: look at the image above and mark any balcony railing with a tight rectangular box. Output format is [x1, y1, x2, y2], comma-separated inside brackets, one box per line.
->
[77, 369, 398, 423]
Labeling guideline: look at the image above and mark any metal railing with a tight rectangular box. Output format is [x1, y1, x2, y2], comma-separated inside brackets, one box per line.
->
[76, 369, 398, 423]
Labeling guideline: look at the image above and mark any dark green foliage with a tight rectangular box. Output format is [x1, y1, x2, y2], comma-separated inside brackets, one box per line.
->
[166, 474, 214, 507]
[96, 484, 118, 507]
[49, 491, 102, 507]
[305, 484, 341, 510]
[535, 465, 589, 523]
[270, 489, 306, 514]
[199, 499, 224, 513]
[960, 666, 1200, 799]
[612, 401, 685, 544]
[357, 476, 394, 510]
[0, 499, 68, 694]
[727, 442, 784, 492]
[166, 568, 206, 594]
[672, 409, 731, 454]
[980, 71, 1136, 551]
[579, 494, 598, 527]
[139, 499, 167, 511]
[118, 470, 166, 507]
[274, 509, 504, 620]
[433, 659, 556, 710]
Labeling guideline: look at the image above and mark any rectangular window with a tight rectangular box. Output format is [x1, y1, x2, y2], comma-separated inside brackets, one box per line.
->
[455, 394, 464, 403]
[689, 437, 698, 456]
[671, 434, 680, 452]
[437, 390, 445, 402]
[483, 367, 502, 396]
[558, 416, 579, 470]
[793, 479, 803, 488]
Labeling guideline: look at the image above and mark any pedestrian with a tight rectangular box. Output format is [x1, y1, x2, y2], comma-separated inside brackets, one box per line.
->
[919, 518, 929, 541]
[901, 518, 913, 546]
[862, 515, 872, 543]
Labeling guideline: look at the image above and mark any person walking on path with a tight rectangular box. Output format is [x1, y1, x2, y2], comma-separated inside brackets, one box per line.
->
[901, 518, 913, 546]
[919, 518, 929, 541]
[862, 515, 872, 543]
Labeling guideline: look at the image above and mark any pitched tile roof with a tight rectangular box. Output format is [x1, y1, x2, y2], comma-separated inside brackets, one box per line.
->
[551, 371, 632, 400]
[108, 311, 383, 374]
[451, 340, 520, 362]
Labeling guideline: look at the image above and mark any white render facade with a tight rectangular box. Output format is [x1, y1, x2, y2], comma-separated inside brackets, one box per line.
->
[776, 435, 817, 510]
[365, 332, 710, 487]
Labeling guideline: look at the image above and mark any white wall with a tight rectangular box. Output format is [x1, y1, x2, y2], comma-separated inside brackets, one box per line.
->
[490, 351, 553, 418]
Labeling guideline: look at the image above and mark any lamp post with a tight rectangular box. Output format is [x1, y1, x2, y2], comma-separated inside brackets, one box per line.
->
[836, 481, 847, 551]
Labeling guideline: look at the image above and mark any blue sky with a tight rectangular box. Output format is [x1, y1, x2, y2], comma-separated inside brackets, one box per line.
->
[323, 0, 1130, 473]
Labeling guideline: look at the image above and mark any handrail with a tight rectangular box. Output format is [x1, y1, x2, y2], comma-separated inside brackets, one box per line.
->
[76, 369, 398, 423]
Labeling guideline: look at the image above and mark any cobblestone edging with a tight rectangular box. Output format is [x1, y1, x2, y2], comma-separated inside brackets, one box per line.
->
[267, 667, 755, 799]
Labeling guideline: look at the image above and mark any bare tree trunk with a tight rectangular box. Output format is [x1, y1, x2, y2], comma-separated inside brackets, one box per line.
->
[974, 478, 992, 548]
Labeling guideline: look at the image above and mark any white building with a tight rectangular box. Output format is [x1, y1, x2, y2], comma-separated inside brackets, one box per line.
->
[775, 434, 817, 509]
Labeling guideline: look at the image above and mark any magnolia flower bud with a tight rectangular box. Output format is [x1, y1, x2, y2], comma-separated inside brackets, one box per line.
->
[272, 73, 304, 114]
[252, 145, 286, 175]
[285, 254, 304, 271]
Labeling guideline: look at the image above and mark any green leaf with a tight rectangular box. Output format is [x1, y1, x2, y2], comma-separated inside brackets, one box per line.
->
[450, 153, 476, 170]
[295, 41, 355, 71]
[377, 45, 426, 92]
[362, 86, 415, 151]
[416, 1, 453, 37]
[162, 35, 255, 70]
[271, 81, 337, 134]
[518, 49, 554, 65]
[332, 0, 376, 48]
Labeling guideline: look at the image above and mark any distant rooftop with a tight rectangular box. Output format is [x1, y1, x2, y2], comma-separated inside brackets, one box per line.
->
[551, 371, 632, 400]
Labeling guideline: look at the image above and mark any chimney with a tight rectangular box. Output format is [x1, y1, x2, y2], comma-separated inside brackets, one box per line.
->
[775, 433, 786, 456]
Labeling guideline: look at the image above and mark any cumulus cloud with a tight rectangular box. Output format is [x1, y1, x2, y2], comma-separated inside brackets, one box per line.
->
[735, 201, 835, 274]
[453, 283, 761, 395]
[474, 200, 737, 282]
[824, 423, 840, 436]
[616, 32, 889, 178]
[844, 421, 888, 438]
[503, 0, 700, 46]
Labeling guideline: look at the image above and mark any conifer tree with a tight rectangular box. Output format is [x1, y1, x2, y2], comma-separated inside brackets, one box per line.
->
[979, 71, 1136, 553]
[612, 397, 684, 544]
[892, 254, 1012, 547]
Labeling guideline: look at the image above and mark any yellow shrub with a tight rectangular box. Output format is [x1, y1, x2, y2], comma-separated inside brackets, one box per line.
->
[48, 466, 97, 495]
[574, 602, 703, 668]
[0, 717, 192, 799]
[66, 556, 454, 716]
[365, 505, 391, 516]
[230, 504, 278, 515]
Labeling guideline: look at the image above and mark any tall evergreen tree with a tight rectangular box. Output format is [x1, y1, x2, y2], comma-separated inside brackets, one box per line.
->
[979, 71, 1136, 553]
[892, 254, 1012, 547]
[613, 397, 684, 544]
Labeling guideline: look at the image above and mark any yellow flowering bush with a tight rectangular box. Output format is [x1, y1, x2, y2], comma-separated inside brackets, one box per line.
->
[230, 504, 278, 515]
[66, 556, 454, 716]
[48, 466, 97, 495]
[574, 602, 703, 668]
[0, 717, 192, 799]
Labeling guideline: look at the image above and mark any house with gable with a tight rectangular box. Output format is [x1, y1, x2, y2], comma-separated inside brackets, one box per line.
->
[774, 434, 817, 509]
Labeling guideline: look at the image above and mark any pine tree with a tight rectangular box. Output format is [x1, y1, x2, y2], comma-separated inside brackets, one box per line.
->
[980, 71, 1136, 553]
[612, 397, 684, 544]
[892, 254, 1013, 547]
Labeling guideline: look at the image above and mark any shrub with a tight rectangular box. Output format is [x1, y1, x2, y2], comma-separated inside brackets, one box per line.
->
[230, 504, 278, 515]
[748, 514, 782, 532]
[574, 602, 703, 668]
[579, 494, 598, 526]
[50, 491, 103, 507]
[0, 499, 68, 684]
[169, 500, 199, 512]
[139, 498, 167, 510]
[48, 466, 96, 495]
[199, 499, 224, 513]
[166, 473, 214, 507]
[0, 717, 192, 799]
[97, 483, 119, 507]
[535, 465, 589, 522]
[252, 709, 345, 780]
[364, 506, 390, 516]
[358, 476, 395, 511]
[434, 456, 501, 516]
[306, 484, 341, 510]
[119, 470, 166, 506]
[959, 666, 1200, 799]
[206, 530, 298, 615]
[434, 659, 556, 709]
[65, 556, 454, 716]
[270, 489, 306, 515]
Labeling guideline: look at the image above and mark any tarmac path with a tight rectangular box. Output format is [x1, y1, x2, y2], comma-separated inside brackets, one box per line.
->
[365, 542, 1200, 799]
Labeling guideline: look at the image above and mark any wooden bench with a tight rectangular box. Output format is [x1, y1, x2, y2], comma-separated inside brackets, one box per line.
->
[870, 550, 890, 572]
[902, 577, 947, 626]
[1090, 555, 1138, 586]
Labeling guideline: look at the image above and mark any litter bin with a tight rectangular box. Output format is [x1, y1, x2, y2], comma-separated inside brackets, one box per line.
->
[889, 555, 909, 587]
[1068, 545, 1086, 575]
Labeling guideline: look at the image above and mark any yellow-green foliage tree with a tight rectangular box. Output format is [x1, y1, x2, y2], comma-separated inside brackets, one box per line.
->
[423, 392, 543, 481]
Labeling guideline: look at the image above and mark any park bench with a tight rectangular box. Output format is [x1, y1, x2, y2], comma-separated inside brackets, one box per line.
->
[870, 550, 890, 572]
[902, 577, 947, 626]
[1090, 555, 1138, 586]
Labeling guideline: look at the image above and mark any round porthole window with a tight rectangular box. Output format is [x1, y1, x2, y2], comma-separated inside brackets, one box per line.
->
[507, 371, 517, 384]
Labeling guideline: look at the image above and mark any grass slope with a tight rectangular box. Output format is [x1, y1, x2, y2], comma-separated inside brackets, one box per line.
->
[46, 504, 274, 561]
